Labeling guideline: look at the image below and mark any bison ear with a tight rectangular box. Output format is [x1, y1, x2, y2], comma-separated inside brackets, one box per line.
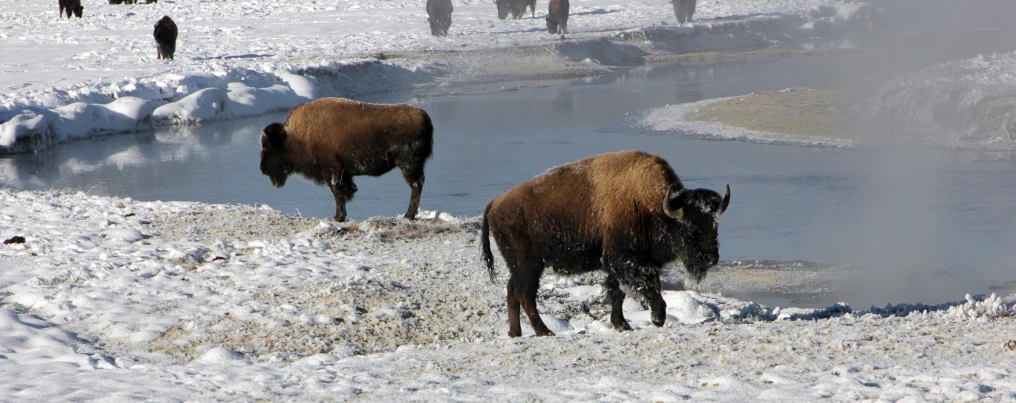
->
[720, 184, 730, 215]
[663, 185, 685, 220]
[260, 124, 287, 150]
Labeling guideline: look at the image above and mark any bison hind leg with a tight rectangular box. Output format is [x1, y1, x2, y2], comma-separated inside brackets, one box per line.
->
[504, 248, 554, 337]
[399, 165, 425, 220]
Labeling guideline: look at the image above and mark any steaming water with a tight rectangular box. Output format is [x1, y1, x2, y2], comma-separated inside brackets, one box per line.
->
[4, 0, 1016, 308]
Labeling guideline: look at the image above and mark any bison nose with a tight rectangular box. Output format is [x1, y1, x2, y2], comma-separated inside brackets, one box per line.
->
[705, 253, 719, 267]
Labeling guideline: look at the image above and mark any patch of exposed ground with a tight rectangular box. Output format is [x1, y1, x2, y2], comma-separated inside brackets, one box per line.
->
[685, 85, 866, 140]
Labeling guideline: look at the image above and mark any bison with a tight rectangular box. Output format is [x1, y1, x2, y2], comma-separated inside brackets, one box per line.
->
[672, 0, 696, 24]
[259, 98, 434, 222]
[495, 0, 535, 20]
[545, 0, 568, 34]
[59, 0, 83, 18]
[481, 151, 730, 337]
[427, 0, 453, 36]
[154, 16, 178, 60]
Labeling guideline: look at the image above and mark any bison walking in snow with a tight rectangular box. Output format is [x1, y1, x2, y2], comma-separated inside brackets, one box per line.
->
[154, 16, 178, 60]
[495, 0, 535, 20]
[259, 98, 434, 222]
[545, 0, 568, 34]
[481, 151, 730, 337]
[59, 0, 83, 18]
[427, 0, 453, 36]
[672, 0, 696, 24]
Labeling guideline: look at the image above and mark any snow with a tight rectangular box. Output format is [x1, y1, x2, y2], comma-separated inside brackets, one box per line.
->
[2, 188, 1016, 401]
[3, 0, 1016, 400]
[1, 0, 879, 153]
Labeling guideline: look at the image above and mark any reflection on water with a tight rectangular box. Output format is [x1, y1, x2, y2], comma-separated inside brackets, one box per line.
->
[4, 13, 1016, 308]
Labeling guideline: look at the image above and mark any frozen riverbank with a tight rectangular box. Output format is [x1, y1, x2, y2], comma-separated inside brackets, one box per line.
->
[0, 0, 881, 153]
[1, 188, 1015, 401]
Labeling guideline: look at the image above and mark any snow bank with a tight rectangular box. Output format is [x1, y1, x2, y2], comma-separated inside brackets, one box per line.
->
[854, 51, 1016, 149]
[0, 0, 881, 154]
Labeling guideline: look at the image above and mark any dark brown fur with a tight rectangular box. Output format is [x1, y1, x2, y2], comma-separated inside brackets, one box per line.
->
[426, 0, 453, 36]
[260, 98, 434, 222]
[672, 0, 696, 24]
[495, 0, 535, 20]
[154, 16, 178, 60]
[481, 151, 730, 337]
[59, 0, 83, 18]
[545, 0, 568, 34]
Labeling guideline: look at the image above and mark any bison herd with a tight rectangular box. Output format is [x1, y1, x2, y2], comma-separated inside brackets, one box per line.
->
[260, 98, 731, 337]
[55, 1, 176, 60]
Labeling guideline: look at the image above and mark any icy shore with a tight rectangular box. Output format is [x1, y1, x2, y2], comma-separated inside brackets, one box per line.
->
[1, 188, 1015, 400]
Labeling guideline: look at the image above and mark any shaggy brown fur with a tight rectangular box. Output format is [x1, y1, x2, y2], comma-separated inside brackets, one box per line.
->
[545, 0, 568, 34]
[260, 98, 434, 222]
[426, 0, 453, 36]
[481, 151, 730, 337]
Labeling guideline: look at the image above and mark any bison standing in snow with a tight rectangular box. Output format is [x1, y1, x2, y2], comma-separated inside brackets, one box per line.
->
[259, 98, 435, 222]
[545, 0, 568, 34]
[495, 0, 535, 20]
[672, 0, 696, 24]
[427, 0, 453, 36]
[154, 16, 178, 60]
[58, 0, 83, 18]
[481, 151, 730, 337]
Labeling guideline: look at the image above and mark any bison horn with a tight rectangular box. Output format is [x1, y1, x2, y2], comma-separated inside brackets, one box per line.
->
[720, 184, 731, 215]
[663, 186, 684, 220]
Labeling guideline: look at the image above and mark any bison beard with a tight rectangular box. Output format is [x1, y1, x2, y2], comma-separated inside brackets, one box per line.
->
[154, 16, 178, 60]
[259, 98, 434, 222]
[481, 151, 730, 337]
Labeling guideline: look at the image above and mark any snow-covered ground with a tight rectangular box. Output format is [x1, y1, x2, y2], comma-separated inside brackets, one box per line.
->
[0, 0, 880, 153]
[1, 189, 1015, 401]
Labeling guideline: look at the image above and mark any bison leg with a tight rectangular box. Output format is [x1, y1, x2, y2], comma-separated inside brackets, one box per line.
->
[399, 166, 425, 220]
[504, 248, 553, 337]
[603, 274, 633, 331]
[506, 281, 523, 337]
[329, 174, 357, 222]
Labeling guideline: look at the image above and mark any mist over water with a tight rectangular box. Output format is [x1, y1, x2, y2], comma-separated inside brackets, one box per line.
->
[2, 0, 1016, 308]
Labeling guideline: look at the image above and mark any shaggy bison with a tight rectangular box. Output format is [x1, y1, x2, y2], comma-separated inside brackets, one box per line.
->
[672, 0, 696, 24]
[259, 98, 434, 222]
[58, 0, 83, 18]
[481, 151, 730, 337]
[153, 16, 178, 60]
[545, 0, 568, 34]
[495, 0, 535, 20]
[427, 0, 453, 36]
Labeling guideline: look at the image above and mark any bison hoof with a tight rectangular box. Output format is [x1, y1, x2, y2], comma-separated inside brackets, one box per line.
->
[652, 318, 665, 327]
[333, 215, 346, 222]
[536, 330, 556, 337]
[613, 321, 633, 332]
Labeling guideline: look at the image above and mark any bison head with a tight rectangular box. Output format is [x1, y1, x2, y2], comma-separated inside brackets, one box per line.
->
[663, 184, 730, 283]
[72, 5, 83, 17]
[495, 0, 511, 20]
[260, 123, 291, 188]
[546, 15, 559, 34]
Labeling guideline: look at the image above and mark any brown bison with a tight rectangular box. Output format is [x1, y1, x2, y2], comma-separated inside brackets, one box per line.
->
[260, 98, 434, 222]
[481, 151, 730, 337]
[154, 16, 178, 60]
[59, 0, 83, 18]
[545, 0, 568, 34]
[495, 0, 535, 20]
[672, 0, 696, 24]
[427, 0, 453, 36]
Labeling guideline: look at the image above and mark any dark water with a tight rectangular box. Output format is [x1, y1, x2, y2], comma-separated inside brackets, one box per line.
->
[4, 0, 1016, 308]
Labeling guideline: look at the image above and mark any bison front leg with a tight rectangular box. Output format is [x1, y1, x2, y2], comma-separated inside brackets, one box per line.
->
[329, 171, 357, 222]
[603, 274, 633, 331]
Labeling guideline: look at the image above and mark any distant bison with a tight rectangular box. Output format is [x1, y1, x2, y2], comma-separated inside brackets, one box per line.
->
[495, 0, 535, 20]
[59, 0, 83, 18]
[260, 98, 435, 222]
[427, 0, 453, 36]
[154, 16, 178, 60]
[671, 0, 696, 24]
[545, 0, 568, 34]
[481, 151, 730, 337]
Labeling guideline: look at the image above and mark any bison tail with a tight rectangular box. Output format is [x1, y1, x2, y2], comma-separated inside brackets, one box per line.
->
[481, 201, 496, 282]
